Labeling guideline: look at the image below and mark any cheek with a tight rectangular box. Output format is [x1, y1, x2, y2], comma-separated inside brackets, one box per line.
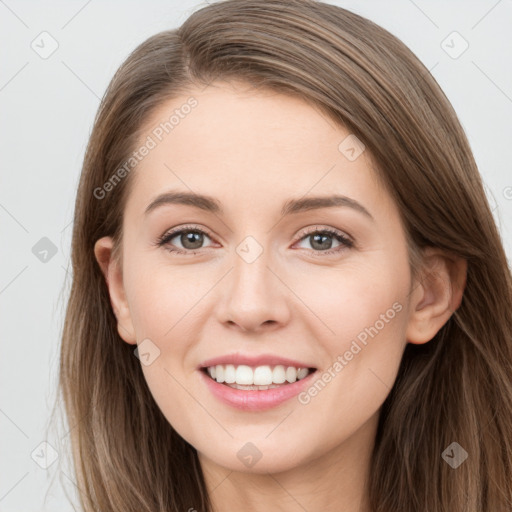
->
[127, 262, 203, 439]
[126, 257, 205, 337]
[289, 256, 409, 343]
[294, 261, 409, 421]
[290, 256, 409, 408]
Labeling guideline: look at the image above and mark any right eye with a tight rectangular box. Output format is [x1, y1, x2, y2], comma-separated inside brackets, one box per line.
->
[156, 225, 216, 255]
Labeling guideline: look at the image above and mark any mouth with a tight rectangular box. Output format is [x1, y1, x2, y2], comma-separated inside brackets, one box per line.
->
[198, 363, 318, 411]
[200, 364, 317, 391]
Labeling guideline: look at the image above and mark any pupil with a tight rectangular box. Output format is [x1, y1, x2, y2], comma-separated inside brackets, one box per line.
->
[182, 231, 203, 249]
[311, 234, 332, 250]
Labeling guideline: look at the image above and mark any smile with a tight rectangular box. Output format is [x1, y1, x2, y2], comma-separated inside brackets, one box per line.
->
[203, 364, 314, 389]
[198, 363, 318, 411]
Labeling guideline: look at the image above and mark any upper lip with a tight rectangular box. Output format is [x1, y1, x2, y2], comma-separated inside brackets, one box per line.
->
[198, 353, 317, 370]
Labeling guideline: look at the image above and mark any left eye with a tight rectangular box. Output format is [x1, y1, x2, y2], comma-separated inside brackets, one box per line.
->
[294, 229, 353, 254]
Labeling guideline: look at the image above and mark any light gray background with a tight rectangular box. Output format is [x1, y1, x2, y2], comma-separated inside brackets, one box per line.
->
[1, 0, 511, 510]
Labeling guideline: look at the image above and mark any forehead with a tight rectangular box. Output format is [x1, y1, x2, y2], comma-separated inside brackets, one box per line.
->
[124, 81, 392, 221]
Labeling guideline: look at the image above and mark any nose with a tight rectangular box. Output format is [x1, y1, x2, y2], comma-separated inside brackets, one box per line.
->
[216, 247, 291, 333]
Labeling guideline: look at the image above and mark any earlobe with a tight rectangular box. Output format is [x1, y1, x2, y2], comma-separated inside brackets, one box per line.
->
[93, 236, 137, 345]
[406, 248, 467, 345]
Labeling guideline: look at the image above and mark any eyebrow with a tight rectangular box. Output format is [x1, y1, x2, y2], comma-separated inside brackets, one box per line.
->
[144, 191, 374, 221]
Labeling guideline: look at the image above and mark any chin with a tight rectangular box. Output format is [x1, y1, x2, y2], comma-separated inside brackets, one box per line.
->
[196, 433, 312, 475]
[206, 449, 306, 475]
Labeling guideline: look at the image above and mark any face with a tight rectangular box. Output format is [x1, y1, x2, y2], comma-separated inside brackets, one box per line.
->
[95, 80, 427, 475]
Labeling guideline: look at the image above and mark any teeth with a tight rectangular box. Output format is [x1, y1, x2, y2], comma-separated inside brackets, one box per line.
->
[297, 368, 309, 380]
[206, 364, 313, 386]
[286, 367, 297, 383]
[236, 365, 254, 385]
[254, 366, 273, 385]
[224, 364, 236, 383]
[228, 383, 284, 390]
[272, 365, 286, 384]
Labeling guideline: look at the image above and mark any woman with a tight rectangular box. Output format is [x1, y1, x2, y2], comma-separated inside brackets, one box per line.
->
[57, 0, 512, 510]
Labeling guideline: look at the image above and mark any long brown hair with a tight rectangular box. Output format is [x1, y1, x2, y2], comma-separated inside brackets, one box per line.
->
[54, 0, 512, 510]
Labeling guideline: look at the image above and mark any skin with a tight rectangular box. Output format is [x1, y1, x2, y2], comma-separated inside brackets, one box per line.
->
[94, 81, 466, 512]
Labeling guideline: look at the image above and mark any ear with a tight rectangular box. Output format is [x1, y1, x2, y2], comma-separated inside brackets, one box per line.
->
[94, 236, 137, 345]
[406, 247, 467, 345]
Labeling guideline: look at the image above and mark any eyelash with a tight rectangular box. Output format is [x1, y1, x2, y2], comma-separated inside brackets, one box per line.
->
[155, 224, 354, 257]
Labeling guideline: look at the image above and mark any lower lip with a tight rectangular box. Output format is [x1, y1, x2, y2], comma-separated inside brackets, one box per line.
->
[199, 369, 317, 411]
